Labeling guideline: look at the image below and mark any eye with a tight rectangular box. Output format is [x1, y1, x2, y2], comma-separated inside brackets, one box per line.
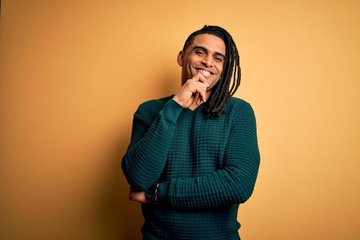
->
[195, 50, 205, 56]
[214, 56, 223, 62]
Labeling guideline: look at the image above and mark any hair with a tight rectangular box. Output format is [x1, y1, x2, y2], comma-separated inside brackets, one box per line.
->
[182, 25, 241, 118]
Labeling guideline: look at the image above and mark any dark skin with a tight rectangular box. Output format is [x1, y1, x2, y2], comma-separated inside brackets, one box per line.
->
[129, 34, 226, 203]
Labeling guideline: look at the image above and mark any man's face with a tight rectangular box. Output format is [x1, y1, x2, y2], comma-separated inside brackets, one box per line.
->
[177, 33, 226, 91]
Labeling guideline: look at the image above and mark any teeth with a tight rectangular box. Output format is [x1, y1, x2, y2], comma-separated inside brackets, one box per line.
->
[199, 70, 211, 77]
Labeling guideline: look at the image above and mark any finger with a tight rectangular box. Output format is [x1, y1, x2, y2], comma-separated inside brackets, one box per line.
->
[194, 73, 210, 88]
[190, 72, 204, 83]
[195, 92, 202, 105]
[191, 84, 207, 103]
[199, 89, 207, 103]
[189, 84, 206, 104]
[188, 78, 209, 91]
[189, 80, 208, 103]
[193, 77, 208, 100]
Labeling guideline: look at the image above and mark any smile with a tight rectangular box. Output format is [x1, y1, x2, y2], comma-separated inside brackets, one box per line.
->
[198, 69, 211, 77]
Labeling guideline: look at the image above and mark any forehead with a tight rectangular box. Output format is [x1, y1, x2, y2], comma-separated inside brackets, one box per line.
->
[189, 34, 226, 55]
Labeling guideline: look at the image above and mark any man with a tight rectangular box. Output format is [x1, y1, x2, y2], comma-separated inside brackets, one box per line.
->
[122, 25, 260, 240]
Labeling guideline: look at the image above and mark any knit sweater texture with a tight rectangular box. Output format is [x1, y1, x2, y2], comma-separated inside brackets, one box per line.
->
[122, 96, 260, 240]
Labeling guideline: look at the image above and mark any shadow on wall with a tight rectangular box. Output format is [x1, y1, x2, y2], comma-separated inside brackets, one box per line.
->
[95, 136, 143, 240]
[95, 71, 178, 240]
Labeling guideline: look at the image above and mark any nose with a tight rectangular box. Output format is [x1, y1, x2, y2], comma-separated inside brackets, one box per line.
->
[201, 55, 213, 67]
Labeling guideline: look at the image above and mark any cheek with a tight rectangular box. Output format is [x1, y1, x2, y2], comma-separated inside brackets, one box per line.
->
[210, 76, 221, 86]
[217, 62, 224, 74]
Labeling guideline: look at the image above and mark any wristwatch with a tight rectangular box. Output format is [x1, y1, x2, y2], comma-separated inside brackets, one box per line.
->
[145, 183, 159, 203]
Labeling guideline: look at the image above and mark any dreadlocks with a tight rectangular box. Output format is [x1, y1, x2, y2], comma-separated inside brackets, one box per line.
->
[182, 25, 241, 118]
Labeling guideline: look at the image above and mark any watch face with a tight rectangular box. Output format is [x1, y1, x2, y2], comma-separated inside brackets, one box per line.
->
[145, 184, 158, 202]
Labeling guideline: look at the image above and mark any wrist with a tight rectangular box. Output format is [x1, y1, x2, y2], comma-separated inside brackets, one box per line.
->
[145, 183, 160, 203]
[172, 96, 183, 107]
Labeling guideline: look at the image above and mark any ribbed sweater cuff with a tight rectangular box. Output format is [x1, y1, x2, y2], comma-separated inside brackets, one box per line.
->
[161, 99, 183, 124]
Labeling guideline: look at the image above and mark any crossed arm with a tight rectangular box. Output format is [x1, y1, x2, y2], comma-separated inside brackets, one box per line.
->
[122, 74, 260, 208]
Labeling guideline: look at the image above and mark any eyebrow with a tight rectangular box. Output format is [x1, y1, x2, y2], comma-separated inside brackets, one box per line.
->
[192, 46, 226, 58]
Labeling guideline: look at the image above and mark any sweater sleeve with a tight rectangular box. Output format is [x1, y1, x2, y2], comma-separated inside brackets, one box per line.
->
[121, 99, 183, 191]
[157, 101, 260, 209]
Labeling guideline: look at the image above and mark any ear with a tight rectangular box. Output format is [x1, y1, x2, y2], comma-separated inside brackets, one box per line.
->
[177, 51, 184, 66]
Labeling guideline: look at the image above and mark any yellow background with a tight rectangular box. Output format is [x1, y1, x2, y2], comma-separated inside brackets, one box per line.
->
[1, 0, 359, 239]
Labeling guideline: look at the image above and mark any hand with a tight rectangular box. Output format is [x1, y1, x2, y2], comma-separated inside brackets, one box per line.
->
[173, 73, 210, 109]
[128, 187, 150, 204]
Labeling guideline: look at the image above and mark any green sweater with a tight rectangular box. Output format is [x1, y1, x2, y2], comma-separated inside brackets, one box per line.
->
[122, 96, 260, 240]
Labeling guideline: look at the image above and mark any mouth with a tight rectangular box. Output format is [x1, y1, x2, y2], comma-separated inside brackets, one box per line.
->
[196, 68, 212, 78]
